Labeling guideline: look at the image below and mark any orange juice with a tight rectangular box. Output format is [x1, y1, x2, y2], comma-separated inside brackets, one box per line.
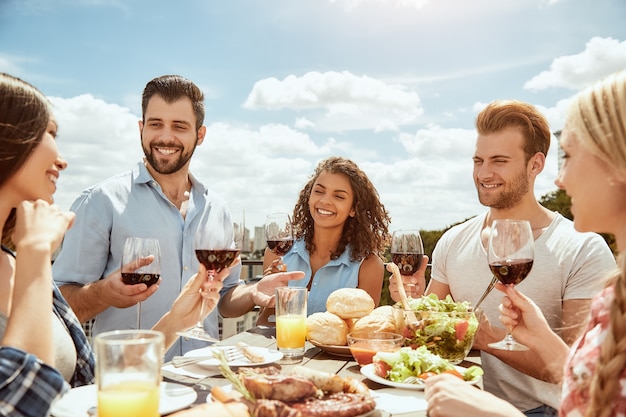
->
[276, 314, 306, 348]
[98, 380, 159, 417]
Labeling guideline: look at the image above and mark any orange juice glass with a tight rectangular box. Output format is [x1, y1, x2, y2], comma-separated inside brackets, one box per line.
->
[275, 287, 307, 363]
[98, 381, 159, 417]
[276, 314, 307, 348]
[95, 330, 164, 417]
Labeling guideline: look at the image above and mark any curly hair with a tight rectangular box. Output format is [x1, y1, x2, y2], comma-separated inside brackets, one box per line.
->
[567, 70, 626, 417]
[291, 156, 391, 262]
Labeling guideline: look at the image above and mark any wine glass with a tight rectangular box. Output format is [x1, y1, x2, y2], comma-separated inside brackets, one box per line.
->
[487, 219, 534, 351]
[177, 214, 244, 342]
[265, 212, 294, 267]
[390, 230, 424, 277]
[121, 237, 161, 329]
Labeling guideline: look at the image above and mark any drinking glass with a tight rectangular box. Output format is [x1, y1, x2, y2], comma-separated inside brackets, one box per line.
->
[95, 329, 164, 417]
[177, 214, 243, 342]
[390, 230, 424, 276]
[121, 237, 161, 329]
[487, 219, 534, 351]
[275, 286, 307, 364]
[265, 212, 294, 266]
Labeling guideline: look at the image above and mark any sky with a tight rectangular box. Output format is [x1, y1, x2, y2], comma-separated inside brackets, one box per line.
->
[1, 0, 626, 239]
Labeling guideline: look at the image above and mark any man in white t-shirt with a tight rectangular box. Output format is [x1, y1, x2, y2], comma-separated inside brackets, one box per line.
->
[391, 100, 616, 416]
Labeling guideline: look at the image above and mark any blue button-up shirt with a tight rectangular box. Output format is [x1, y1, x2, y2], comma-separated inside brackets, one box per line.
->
[52, 162, 242, 360]
[283, 238, 363, 315]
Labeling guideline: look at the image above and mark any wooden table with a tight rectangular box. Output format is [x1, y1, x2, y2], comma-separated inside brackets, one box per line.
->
[163, 327, 481, 416]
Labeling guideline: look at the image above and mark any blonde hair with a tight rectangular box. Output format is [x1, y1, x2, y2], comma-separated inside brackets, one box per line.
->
[568, 70, 626, 417]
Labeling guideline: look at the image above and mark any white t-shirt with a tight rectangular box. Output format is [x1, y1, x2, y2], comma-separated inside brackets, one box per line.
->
[431, 211, 616, 411]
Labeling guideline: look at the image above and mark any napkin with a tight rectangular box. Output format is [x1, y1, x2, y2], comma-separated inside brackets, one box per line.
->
[371, 388, 428, 416]
[162, 363, 221, 382]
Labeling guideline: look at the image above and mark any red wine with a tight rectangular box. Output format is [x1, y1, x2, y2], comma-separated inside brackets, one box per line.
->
[195, 249, 240, 271]
[121, 273, 160, 287]
[489, 259, 534, 285]
[391, 253, 424, 276]
[267, 239, 294, 257]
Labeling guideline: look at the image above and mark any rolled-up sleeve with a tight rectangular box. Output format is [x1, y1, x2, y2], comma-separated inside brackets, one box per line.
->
[0, 347, 68, 417]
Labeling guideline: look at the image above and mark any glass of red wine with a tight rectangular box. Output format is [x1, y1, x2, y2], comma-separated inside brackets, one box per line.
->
[265, 213, 294, 269]
[177, 213, 243, 342]
[121, 237, 161, 329]
[390, 229, 424, 277]
[487, 219, 534, 351]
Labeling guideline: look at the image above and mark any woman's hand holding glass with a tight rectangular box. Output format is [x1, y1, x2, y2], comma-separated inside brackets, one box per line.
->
[387, 254, 429, 302]
[497, 284, 552, 350]
[169, 264, 229, 331]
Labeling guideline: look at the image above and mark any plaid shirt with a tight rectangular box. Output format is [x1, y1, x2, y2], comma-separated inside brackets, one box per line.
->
[560, 285, 626, 417]
[0, 246, 95, 417]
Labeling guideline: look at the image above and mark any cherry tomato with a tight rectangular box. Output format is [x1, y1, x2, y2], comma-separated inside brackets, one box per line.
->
[373, 360, 392, 378]
[455, 320, 469, 341]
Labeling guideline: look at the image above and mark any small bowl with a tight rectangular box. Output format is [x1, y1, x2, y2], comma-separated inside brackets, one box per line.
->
[346, 331, 404, 366]
[393, 306, 479, 364]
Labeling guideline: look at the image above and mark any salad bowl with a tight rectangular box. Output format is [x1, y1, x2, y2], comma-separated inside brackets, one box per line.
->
[393, 294, 479, 364]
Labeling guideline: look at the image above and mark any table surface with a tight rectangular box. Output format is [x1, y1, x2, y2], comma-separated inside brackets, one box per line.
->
[163, 327, 483, 417]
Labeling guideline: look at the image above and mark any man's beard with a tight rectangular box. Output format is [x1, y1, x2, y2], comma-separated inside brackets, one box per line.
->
[477, 171, 530, 210]
[143, 140, 197, 175]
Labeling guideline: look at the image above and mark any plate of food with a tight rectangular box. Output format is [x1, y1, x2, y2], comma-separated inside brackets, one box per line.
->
[181, 344, 283, 367]
[309, 339, 353, 358]
[50, 382, 197, 417]
[208, 365, 384, 417]
[361, 346, 483, 390]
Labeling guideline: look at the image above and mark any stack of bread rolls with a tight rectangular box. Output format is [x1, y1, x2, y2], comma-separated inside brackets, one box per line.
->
[305, 288, 397, 346]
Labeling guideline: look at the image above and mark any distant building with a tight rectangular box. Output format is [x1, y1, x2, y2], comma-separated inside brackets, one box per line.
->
[253, 226, 266, 253]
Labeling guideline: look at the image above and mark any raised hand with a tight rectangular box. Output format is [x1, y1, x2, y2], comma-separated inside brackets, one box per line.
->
[388, 254, 428, 301]
[251, 271, 305, 308]
[13, 200, 75, 253]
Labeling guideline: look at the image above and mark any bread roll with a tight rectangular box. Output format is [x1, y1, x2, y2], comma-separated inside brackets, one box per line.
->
[351, 314, 397, 334]
[326, 288, 375, 319]
[306, 312, 349, 346]
[369, 305, 395, 319]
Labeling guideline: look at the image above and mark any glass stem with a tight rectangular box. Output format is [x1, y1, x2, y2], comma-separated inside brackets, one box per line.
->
[137, 301, 142, 329]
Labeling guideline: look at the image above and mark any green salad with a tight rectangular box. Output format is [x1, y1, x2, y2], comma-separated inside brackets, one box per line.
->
[373, 346, 483, 383]
[395, 294, 479, 363]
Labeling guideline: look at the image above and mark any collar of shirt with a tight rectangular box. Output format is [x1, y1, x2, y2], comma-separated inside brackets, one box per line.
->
[290, 238, 354, 267]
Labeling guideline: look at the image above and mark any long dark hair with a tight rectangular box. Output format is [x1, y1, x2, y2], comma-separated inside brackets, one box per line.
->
[0, 73, 51, 248]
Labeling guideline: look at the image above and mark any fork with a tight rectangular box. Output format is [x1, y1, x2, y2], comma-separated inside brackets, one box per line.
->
[402, 376, 425, 385]
[171, 346, 244, 368]
[473, 275, 499, 310]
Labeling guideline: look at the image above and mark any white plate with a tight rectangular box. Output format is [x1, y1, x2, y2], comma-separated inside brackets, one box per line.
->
[183, 345, 283, 367]
[50, 382, 197, 417]
[360, 364, 480, 390]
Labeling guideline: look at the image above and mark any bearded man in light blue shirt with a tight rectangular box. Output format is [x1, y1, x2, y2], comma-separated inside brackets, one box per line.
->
[52, 75, 241, 360]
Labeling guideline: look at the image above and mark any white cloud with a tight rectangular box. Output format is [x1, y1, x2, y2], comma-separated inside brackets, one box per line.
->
[328, 0, 432, 9]
[48, 93, 492, 235]
[525, 37, 626, 91]
[243, 71, 423, 132]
